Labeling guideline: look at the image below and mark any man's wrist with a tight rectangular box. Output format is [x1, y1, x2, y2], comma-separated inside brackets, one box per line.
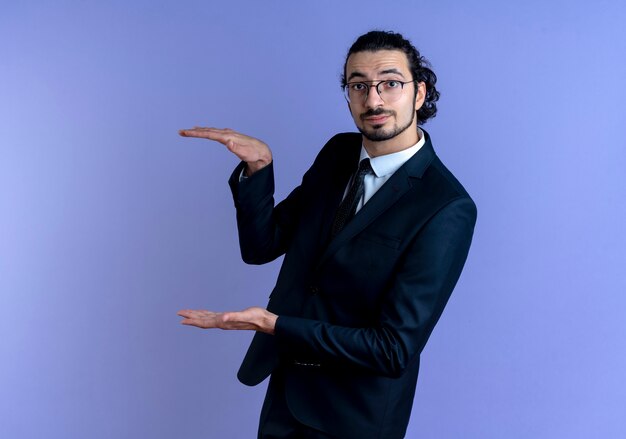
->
[245, 158, 272, 176]
[259, 310, 278, 335]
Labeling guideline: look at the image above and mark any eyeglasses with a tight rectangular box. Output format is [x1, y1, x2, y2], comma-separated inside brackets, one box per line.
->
[343, 79, 416, 103]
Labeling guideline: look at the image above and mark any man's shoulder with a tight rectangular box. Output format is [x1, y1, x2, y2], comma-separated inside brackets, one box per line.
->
[428, 155, 473, 199]
[410, 131, 475, 206]
[323, 132, 362, 149]
[312, 132, 362, 164]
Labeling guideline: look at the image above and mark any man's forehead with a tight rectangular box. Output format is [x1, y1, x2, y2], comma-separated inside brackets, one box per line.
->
[346, 50, 410, 76]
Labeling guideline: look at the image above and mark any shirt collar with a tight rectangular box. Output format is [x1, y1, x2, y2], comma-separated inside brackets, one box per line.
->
[359, 127, 426, 177]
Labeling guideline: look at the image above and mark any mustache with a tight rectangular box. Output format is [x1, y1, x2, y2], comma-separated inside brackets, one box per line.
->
[360, 108, 395, 119]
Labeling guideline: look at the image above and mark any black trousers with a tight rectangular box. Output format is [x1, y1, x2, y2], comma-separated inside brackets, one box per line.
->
[258, 368, 337, 439]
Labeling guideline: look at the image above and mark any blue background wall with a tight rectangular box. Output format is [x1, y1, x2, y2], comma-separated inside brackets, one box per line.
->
[1, 1, 625, 437]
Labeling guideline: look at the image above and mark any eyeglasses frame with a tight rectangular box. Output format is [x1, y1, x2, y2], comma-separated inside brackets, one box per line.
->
[343, 79, 417, 103]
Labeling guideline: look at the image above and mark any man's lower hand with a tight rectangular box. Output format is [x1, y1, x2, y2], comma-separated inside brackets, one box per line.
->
[177, 306, 277, 335]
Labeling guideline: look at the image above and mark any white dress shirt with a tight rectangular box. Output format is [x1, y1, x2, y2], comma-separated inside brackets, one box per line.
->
[351, 128, 425, 213]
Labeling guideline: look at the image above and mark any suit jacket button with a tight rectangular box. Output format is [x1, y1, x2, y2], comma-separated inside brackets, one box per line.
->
[309, 285, 320, 295]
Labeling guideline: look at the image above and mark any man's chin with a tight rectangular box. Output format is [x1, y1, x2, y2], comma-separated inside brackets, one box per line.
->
[359, 127, 395, 142]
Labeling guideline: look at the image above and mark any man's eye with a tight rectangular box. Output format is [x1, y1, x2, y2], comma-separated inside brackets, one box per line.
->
[351, 83, 366, 91]
[384, 81, 401, 88]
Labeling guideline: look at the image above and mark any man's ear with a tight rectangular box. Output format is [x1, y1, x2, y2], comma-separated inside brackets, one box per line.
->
[415, 81, 426, 111]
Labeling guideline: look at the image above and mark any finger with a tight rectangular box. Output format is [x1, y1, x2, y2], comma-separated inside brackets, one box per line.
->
[179, 128, 222, 138]
[178, 310, 210, 320]
[181, 127, 248, 139]
[179, 126, 218, 135]
[177, 309, 200, 318]
[181, 317, 213, 327]
[180, 127, 235, 135]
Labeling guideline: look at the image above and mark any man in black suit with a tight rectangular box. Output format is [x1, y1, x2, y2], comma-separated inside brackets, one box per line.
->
[178, 30, 477, 439]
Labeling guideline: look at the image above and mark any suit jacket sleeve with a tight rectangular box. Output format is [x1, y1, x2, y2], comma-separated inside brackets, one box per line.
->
[227, 138, 333, 264]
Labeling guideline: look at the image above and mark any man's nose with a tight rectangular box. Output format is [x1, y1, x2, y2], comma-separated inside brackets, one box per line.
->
[364, 85, 384, 107]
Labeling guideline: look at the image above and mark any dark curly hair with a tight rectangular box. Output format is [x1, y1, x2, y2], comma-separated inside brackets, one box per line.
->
[341, 30, 440, 125]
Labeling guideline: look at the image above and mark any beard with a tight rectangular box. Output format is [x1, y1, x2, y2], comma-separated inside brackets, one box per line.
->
[357, 107, 416, 142]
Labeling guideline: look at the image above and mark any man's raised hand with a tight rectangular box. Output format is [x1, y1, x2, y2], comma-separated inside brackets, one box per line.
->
[179, 127, 272, 176]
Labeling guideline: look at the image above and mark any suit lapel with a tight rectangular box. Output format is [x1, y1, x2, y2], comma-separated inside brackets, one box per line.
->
[315, 138, 361, 247]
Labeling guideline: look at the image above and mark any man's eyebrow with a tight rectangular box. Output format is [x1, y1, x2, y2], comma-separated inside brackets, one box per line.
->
[347, 68, 406, 82]
[347, 71, 366, 81]
[379, 68, 406, 78]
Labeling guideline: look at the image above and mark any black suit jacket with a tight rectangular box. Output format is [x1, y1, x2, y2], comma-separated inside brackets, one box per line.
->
[228, 130, 477, 439]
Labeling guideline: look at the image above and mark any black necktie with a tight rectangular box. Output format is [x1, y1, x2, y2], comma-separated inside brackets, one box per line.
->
[331, 158, 372, 237]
